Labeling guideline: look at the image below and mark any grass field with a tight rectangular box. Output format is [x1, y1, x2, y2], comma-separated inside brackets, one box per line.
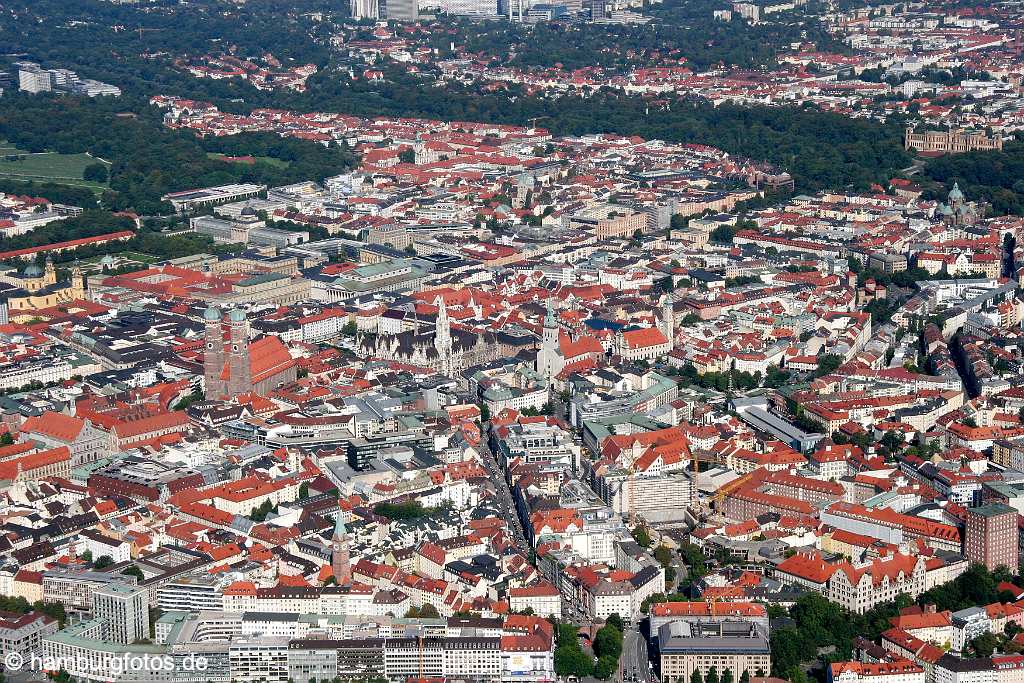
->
[0, 141, 110, 191]
[118, 251, 159, 264]
[207, 152, 289, 168]
[78, 251, 155, 274]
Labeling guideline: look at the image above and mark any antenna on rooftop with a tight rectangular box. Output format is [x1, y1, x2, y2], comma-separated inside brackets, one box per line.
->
[527, 116, 549, 134]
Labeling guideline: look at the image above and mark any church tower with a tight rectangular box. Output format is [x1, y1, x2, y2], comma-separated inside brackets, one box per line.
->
[226, 308, 252, 397]
[331, 512, 352, 585]
[434, 296, 453, 375]
[43, 257, 56, 287]
[70, 262, 86, 299]
[203, 306, 226, 399]
[537, 298, 560, 380]
[661, 295, 675, 345]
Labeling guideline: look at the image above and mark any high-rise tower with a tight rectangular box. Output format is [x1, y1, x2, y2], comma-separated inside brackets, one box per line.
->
[434, 296, 453, 375]
[331, 513, 352, 585]
[203, 306, 225, 399]
[661, 295, 675, 345]
[537, 298, 560, 380]
[226, 308, 251, 397]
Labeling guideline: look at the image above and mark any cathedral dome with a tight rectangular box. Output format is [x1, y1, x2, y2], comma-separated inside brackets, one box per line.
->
[203, 306, 221, 321]
[948, 182, 964, 203]
[23, 264, 42, 277]
[228, 308, 246, 322]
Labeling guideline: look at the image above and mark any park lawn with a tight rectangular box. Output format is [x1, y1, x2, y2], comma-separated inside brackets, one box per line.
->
[206, 152, 290, 168]
[118, 251, 160, 264]
[0, 141, 110, 191]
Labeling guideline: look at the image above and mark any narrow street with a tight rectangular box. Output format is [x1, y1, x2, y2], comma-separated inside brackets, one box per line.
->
[478, 425, 531, 553]
[622, 629, 655, 683]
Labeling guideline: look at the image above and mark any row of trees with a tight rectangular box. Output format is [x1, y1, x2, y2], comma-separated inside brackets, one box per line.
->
[554, 622, 594, 679]
[593, 617, 625, 679]
[0, 595, 67, 627]
[373, 500, 441, 520]
[0, 210, 260, 270]
[553, 616, 625, 680]
[689, 665, 755, 683]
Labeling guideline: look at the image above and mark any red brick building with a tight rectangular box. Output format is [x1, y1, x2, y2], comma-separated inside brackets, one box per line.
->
[964, 503, 1018, 571]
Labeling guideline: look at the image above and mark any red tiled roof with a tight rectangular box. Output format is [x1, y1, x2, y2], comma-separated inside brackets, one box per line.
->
[621, 327, 669, 349]
[20, 412, 86, 443]
[112, 411, 189, 440]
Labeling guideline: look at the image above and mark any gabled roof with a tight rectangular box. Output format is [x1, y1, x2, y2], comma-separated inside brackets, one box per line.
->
[20, 412, 87, 443]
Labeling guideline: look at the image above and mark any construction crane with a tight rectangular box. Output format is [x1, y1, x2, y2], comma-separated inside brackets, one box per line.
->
[713, 473, 751, 509]
[527, 116, 549, 133]
[689, 447, 751, 518]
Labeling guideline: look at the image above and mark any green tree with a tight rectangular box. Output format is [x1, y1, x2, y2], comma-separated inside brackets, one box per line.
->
[593, 624, 623, 660]
[82, 163, 109, 183]
[815, 354, 843, 377]
[553, 624, 593, 679]
[121, 565, 144, 581]
[33, 601, 66, 628]
[968, 631, 1000, 658]
[707, 666, 720, 683]
[677, 543, 708, 580]
[374, 501, 440, 520]
[594, 655, 617, 680]
[691, 670, 705, 683]
[250, 498, 276, 522]
[172, 388, 204, 411]
[404, 604, 440, 618]
[880, 430, 903, 453]
[710, 224, 737, 244]
[788, 668, 809, 683]
[554, 645, 593, 678]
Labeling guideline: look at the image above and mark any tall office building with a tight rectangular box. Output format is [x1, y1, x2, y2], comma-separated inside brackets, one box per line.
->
[18, 65, 53, 94]
[350, 0, 379, 19]
[965, 503, 1019, 572]
[505, 0, 528, 20]
[381, 0, 418, 21]
[92, 583, 148, 645]
[445, 0, 499, 14]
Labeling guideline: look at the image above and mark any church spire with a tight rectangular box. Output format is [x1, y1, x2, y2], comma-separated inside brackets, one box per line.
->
[434, 296, 453, 375]
[661, 294, 675, 345]
[537, 298, 561, 381]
